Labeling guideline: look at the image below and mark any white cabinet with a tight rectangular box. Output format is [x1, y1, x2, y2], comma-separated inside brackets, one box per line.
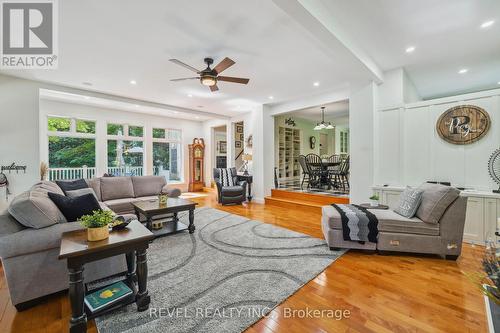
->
[373, 186, 500, 245]
[463, 197, 484, 244]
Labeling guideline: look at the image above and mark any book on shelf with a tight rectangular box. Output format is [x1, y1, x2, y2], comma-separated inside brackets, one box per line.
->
[84, 281, 133, 313]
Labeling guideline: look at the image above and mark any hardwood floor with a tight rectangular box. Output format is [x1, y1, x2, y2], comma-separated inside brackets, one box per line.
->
[0, 193, 487, 333]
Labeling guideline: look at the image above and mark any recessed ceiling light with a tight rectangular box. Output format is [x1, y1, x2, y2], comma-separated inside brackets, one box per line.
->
[480, 20, 495, 29]
[195, 116, 200, 119]
[497, 81, 500, 85]
[84, 96, 90, 100]
[458, 68, 468, 74]
[134, 104, 139, 107]
[313, 82, 320, 87]
[173, 111, 179, 114]
[268, 96, 274, 100]
[188, 94, 193, 97]
[130, 80, 137, 85]
[405, 46, 416, 53]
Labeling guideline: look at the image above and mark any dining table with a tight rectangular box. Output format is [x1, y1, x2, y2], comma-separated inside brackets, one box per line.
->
[307, 161, 341, 189]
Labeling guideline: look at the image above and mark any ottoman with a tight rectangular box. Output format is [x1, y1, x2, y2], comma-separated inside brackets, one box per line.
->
[321, 205, 377, 250]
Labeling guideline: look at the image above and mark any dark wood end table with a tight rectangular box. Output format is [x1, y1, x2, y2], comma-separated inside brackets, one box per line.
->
[359, 203, 389, 210]
[237, 173, 253, 201]
[132, 198, 198, 238]
[59, 221, 154, 333]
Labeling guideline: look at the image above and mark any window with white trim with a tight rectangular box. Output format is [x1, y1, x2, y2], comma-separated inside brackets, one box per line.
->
[152, 128, 182, 182]
[47, 116, 96, 180]
[106, 123, 144, 176]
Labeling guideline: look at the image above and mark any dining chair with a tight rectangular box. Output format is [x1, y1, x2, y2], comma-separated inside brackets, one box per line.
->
[305, 153, 326, 189]
[298, 155, 311, 189]
[326, 155, 341, 189]
[338, 156, 350, 191]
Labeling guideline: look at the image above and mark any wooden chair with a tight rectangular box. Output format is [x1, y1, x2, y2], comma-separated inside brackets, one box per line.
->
[326, 155, 341, 189]
[298, 155, 311, 189]
[305, 153, 326, 188]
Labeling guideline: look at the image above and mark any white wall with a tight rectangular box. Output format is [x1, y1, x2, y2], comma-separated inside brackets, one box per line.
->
[375, 89, 500, 191]
[39, 99, 203, 192]
[0, 75, 41, 211]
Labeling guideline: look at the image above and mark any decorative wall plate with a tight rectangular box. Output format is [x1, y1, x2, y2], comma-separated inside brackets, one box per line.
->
[436, 105, 490, 145]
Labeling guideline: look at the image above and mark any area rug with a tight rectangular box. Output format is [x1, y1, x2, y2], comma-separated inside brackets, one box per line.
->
[95, 207, 345, 333]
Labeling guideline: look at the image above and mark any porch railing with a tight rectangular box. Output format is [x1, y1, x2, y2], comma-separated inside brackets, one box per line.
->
[48, 166, 97, 181]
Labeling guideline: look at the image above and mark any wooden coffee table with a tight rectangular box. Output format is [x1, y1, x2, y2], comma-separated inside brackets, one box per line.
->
[132, 198, 197, 238]
[59, 221, 154, 333]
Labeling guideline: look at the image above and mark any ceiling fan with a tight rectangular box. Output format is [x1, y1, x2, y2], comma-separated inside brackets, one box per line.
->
[169, 57, 249, 92]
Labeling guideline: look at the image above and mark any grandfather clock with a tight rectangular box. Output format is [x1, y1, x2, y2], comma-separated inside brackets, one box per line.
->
[188, 138, 205, 192]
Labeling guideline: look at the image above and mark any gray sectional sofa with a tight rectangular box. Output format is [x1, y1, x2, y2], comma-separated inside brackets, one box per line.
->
[0, 175, 180, 310]
[321, 183, 468, 259]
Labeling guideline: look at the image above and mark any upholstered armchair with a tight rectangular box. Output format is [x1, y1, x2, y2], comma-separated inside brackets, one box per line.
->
[213, 167, 247, 205]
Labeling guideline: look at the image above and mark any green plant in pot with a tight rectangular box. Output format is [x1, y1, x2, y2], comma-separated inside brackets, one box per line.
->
[79, 210, 114, 242]
[369, 194, 380, 207]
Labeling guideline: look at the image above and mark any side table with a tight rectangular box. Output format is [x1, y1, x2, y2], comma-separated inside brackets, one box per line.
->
[59, 221, 154, 333]
[237, 173, 253, 201]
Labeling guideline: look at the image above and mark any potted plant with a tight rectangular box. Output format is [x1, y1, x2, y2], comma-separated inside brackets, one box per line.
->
[369, 194, 380, 207]
[79, 210, 114, 242]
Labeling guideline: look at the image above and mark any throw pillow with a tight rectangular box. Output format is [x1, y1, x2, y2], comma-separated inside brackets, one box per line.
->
[218, 168, 235, 186]
[48, 192, 101, 222]
[415, 183, 460, 224]
[394, 187, 424, 218]
[66, 188, 99, 201]
[56, 179, 88, 195]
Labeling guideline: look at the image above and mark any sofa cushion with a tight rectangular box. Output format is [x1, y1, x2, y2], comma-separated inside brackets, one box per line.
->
[56, 179, 88, 195]
[31, 181, 65, 196]
[8, 187, 67, 229]
[372, 209, 439, 236]
[66, 187, 99, 201]
[100, 177, 135, 201]
[415, 183, 460, 224]
[0, 213, 25, 237]
[85, 178, 102, 201]
[0, 221, 84, 259]
[220, 185, 244, 196]
[321, 205, 439, 236]
[394, 187, 424, 218]
[103, 198, 139, 214]
[132, 176, 166, 197]
[48, 192, 101, 222]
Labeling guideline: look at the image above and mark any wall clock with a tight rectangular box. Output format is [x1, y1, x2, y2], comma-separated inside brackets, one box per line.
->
[436, 105, 490, 145]
[309, 136, 316, 149]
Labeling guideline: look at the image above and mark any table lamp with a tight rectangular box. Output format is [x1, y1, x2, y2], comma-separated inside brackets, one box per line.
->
[242, 153, 252, 175]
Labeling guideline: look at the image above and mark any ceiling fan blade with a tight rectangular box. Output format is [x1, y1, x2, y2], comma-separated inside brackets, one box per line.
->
[169, 59, 201, 73]
[170, 77, 200, 82]
[210, 84, 219, 92]
[213, 57, 235, 74]
[217, 76, 249, 84]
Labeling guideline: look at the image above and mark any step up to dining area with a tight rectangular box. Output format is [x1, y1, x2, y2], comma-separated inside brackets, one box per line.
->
[265, 189, 349, 213]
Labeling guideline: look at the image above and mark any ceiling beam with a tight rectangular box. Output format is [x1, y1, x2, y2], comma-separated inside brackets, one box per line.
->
[272, 0, 384, 84]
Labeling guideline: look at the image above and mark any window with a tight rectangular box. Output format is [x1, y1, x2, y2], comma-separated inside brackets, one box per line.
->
[107, 123, 123, 135]
[106, 123, 144, 176]
[128, 125, 143, 137]
[153, 128, 182, 181]
[47, 117, 96, 180]
[48, 117, 71, 132]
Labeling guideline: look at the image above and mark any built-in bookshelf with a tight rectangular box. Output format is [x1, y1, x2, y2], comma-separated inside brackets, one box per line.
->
[277, 126, 301, 181]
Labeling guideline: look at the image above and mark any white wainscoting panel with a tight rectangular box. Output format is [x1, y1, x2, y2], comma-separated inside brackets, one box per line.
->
[376, 92, 500, 191]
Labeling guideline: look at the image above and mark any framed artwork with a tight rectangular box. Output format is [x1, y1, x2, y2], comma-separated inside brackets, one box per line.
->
[219, 141, 227, 154]
[236, 125, 243, 133]
[235, 141, 242, 148]
[239, 133, 244, 141]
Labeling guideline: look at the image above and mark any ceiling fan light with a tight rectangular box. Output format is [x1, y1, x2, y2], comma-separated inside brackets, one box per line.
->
[201, 76, 217, 86]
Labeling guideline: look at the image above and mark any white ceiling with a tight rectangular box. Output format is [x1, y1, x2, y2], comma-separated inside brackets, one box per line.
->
[283, 100, 349, 121]
[312, 0, 500, 99]
[0, 0, 369, 118]
[2, 0, 499, 116]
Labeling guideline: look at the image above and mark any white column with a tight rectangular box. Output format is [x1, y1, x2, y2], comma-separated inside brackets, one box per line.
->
[349, 82, 376, 204]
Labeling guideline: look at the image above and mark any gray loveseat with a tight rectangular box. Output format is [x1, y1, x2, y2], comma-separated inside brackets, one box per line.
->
[321, 183, 467, 259]
[0, 175, 180, 310]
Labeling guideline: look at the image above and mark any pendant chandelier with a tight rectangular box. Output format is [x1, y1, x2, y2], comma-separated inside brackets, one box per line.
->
[314, 107, 335, 130]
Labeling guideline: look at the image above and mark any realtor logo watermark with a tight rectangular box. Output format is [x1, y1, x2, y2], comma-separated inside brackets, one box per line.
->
[1, 0, 58, 69]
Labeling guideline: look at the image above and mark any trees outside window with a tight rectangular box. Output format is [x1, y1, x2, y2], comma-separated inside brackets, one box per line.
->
[153, 129, 181, 181]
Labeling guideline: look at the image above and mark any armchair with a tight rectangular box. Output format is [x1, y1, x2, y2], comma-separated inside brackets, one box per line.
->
[213, 167, 247, 205]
